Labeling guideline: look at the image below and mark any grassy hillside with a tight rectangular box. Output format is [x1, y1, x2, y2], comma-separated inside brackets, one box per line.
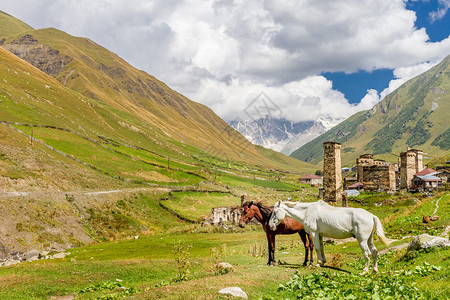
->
[291, 55, 450, 165]
[0, 14, 311, 171]
[0, 43, 315, 253]
[0, 10, 33, 39]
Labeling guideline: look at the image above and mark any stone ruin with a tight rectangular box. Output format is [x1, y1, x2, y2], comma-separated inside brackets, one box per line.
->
[202, 195, 244, 227]
[210, 206, 242, 225]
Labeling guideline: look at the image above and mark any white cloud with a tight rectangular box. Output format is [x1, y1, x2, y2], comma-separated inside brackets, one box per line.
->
[367, 60, 439, 102]
[430, 0, 450, 22]
[1, 0, 449, 123]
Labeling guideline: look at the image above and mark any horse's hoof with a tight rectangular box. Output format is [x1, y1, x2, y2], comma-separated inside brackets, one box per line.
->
[359, 270, 369, 275]
[315, 263, 321, 268]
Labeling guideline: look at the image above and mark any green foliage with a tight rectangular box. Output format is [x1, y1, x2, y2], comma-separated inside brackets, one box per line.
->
[172, 240, 192, 282]
[342, 147, 355, 153]
[278, 265, 442, 300]
[406, 112, 432, 148]
[431, 127, 450, 149]
[78, 281, 138, 299]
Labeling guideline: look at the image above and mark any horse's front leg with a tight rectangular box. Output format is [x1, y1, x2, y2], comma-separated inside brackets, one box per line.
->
[319, 235, 326, 265]
[311, 233, 324, 267]
[266, 232, 275, 266]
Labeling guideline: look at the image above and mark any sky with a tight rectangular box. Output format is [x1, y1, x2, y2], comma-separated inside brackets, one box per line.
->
[1, 0, 450, 124]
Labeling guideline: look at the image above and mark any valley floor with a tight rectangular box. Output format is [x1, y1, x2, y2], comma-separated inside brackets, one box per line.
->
[0, 192, 448, 299]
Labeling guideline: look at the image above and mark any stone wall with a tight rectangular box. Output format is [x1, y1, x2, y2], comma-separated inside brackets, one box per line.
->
[362, 165, 396, 191]
[323, 142, 342, 202]
[210, 206, 241, 225]
[356, 154, 373, 182]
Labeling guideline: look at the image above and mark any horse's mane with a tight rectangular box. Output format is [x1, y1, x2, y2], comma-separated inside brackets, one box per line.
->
[283, 201, 299, 208]
[243, 201, 273, 222]
[283, 201, 314, 208]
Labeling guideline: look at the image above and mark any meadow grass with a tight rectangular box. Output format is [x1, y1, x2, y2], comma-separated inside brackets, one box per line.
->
[0, 192, 448, 299]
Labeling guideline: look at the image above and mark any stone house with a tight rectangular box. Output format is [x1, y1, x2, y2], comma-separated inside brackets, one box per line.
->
[356, 154, 396, 191]
[347, 182, 364, 190]
[435, 166, 450, 183]
[412, 174, 442, 191]
[362, 164, 396, 191]
[299, 174, 323, 186]
[344, 177, 358, 189]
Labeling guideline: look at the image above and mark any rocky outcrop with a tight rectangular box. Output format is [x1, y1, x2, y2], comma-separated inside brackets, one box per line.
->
[407, 234, 450, 252]
[218, 287, 248, 299]
[3, 34, 72, 77]
[0, 250, 71, 267]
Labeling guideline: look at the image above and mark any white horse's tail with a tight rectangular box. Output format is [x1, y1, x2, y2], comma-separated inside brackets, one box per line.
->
[373, 216, 393, 246]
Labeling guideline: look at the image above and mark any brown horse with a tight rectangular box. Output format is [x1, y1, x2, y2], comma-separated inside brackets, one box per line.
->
[239, 201, 313, 266]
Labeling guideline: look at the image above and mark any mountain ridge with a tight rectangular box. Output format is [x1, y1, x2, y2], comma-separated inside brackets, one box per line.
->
[290, 54, 450, 165]
[229, 115, 344, 155]
[0, 11, 312, 172]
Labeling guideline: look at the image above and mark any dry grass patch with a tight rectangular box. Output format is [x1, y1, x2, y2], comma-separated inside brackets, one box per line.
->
[123, 171, 177, 182]
[0, 274, 34, 288]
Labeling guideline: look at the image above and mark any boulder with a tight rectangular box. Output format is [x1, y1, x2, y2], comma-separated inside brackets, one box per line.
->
[218, 287, 248, 299]
[24, 249, 40, 261]
[52, 252, 67, 259]
[407, 234, 450, 252]
[216, 262, 234, 273]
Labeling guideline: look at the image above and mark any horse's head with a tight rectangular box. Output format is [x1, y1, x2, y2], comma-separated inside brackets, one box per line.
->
[239, 201, 255, 228]
[269, 200, 285, 231]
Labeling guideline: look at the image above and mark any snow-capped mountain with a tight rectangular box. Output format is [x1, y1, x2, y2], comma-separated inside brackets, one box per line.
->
[229, 116, 343, 155]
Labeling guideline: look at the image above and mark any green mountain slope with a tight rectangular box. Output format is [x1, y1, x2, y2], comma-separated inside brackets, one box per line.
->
[0, 41, 314, 252]
[0, 10, 33, 39]
[291, 55, 450, 165]
[0, 12, 310, 171]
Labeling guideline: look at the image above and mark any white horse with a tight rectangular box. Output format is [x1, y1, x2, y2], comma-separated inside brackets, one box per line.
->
[269, 200, 392, 273]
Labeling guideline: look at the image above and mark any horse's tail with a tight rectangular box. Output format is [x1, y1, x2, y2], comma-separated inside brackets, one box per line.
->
[373, 216, 393, 246]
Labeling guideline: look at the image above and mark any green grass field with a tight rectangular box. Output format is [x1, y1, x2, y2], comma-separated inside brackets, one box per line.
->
[0, 192, 448, 299]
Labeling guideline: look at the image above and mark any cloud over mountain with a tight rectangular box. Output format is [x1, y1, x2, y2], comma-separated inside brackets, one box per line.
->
[3, 0, 449, 123]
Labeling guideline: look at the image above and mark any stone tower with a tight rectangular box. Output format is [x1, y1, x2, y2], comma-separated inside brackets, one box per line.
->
[323, 142, 342, 202]
[356, 154, 373, 183]
[400, 149, 423, 189]
[412, 149, 423, 172]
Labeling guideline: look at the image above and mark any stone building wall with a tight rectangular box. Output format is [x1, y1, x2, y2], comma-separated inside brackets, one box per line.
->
[362, 165, 396, 191]
[400, 149, 423, 189]
[211, 206, 241, 224]
[413, 149, 423, 172]
[323, 142, 342, 202]
[356, 154, 373, 182]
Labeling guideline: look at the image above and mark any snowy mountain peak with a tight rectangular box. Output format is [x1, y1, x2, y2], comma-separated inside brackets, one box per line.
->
[229, 116, 343, 155]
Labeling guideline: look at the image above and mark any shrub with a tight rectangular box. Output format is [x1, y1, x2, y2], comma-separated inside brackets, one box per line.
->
[172, 240, 192, 282]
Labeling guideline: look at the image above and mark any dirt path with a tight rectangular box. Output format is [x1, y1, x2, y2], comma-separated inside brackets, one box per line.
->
[0, 187, 171, 198]
[432, 196, 442, 215]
